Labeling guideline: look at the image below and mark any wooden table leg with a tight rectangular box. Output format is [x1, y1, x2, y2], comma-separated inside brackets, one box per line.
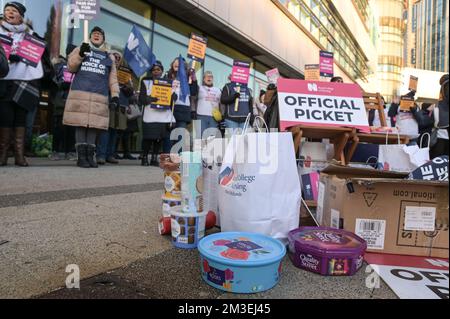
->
[346, 135, 360, 165]
[291, 127, 303, 156]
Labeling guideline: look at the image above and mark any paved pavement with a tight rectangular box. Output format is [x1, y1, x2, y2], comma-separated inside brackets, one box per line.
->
[0, 158, 398, 299]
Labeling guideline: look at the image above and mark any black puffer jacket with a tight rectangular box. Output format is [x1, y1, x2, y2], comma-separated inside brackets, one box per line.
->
[0, 45, 8, 78]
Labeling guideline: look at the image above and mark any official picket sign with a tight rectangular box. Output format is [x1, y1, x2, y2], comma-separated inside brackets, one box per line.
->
[277, 78, 370, 133]
[0, 34, 13, 59]
[74, 0, 101, 20]
[187, 33, 208, 64]
[151, 79, 173, 110]
[231, 60, 251, 85]
[16, 34, 46, 68]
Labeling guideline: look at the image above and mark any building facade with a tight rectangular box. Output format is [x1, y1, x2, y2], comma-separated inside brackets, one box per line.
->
[412, 0, 449, 72]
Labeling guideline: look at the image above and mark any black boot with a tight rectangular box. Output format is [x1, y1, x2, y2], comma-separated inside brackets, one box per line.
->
[87, 144, 99, 168]
[150, 153, 159, 167]
[76, 144, 90, 168]
[141, 150, 150, 166]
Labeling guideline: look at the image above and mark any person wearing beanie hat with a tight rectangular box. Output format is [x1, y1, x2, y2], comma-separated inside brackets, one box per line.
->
[63, 28, 120, 169]
[431, 73, 449, 158]
[0, 2, 53, 167]
[195, 70, 222, 138]
[139, 60, 175, 166]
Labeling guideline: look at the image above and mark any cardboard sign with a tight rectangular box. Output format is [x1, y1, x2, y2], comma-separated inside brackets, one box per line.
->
[150, 79, 172, 109]
[187, 33, 208, 64]
[0, 34, 13, 59]
[399, 95, 415, 111]
[320, 51, 334, 78]
[277, 78, 370, 132]
[265, 68, 280, 84]
[366, 253, 449, 299]
[230, 60, 251, 85]
[117, 66, 132, 85]
[305, 64, 320, 81]
[74, 0, 101, 20]
[16, 34, 46, 68]
[408, 156, 449, 181]
[409, 75, 418, 91]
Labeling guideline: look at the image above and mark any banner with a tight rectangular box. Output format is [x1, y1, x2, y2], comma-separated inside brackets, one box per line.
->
[320, 50, 334, 78]
[117, 66, 132, 85]
[0, 34, 13, 59]
[150, 79, 172, 110]
[187, 33, 208, 64]
[124, 25, 156, 78]
[409, 75, 418, 91]
[305, 64, 320, 81]
[277, 78, 370, 133]
[73, 0, 101, 20]
[230, 60, 251, 85]
[265, 68, 280, 85]
[16, 34, 46, 68]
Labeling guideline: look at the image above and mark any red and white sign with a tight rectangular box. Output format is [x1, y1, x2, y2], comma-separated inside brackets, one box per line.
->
[366, 253, 449, 299]
[16, 34, 46, 68]
[277, 78, 370, 132]
[265, 68, 280, 84]
[0, 34, 13, 59]
[230, 60, 251, 85]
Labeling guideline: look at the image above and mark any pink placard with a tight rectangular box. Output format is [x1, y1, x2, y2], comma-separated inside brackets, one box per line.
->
[230, 60, 250, 85]
[277, 78, 370, 133]
[16, 34, 46, 68]
[320, 50, 334, 77]
[0, 34, 13, 59]
[265, 68, 280, 84]
[63, 66, 74, 83]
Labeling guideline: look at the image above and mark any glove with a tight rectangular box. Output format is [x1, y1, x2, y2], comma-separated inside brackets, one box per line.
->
[149, 97, 159, 104]
[79, 43, 91, 58]
[191, 111, 197, 120]
[109, 97, 120, 110]
[234, 92, 241, 100]
[9, 54, 21, 63]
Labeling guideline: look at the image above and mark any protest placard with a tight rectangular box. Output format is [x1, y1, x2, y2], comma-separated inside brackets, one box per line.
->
[305, 64, 320, 81]
[399, 95, 415, 111]
[16, 34, 46, 68]
[117, 66, 132, 85]
[230, 60, 251, 85]
[0, 34, 13, 59]
[277, 78, 370, 133]
[187, 33, 208, 64]
[150, 79, 172, 109]
[74, 0, 101, 20]
[265, 68, 280, 84]
[320, 51, 334, 78]
[409, 75, 418, 92]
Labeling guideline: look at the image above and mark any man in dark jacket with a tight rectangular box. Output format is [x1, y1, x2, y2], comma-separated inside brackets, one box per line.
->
[220, 77, 253, 132]
[410, 103, 434, 147]
[0, 45, 8, 78]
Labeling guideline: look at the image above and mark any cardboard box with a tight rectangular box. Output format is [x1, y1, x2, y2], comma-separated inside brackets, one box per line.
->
[318, 165, 449, 258]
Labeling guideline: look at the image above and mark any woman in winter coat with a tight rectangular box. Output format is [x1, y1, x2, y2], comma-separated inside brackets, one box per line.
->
[0, 2, 53, 167]
[63, 26, 120, 168]
[139, 60, 175, 166]
[430, 74, 449, 158]
[195, 71, 221, 138]
[167, 57, 198, 149]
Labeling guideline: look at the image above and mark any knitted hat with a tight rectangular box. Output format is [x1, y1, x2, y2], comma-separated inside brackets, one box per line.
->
[90, 26, 105, 41]
[4, 2, 26, 17]
[151, 60, 164, 73]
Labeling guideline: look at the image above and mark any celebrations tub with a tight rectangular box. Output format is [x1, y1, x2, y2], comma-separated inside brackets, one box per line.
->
[288, 227, 367, 276]
[171, 211, 206, 249]
[198, 232, 286, 294]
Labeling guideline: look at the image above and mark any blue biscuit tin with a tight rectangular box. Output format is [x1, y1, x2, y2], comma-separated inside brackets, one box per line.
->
[198, 232, 286, 294]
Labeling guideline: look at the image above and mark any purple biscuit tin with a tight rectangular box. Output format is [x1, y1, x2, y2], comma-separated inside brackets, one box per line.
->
[288, 227, 367, 276]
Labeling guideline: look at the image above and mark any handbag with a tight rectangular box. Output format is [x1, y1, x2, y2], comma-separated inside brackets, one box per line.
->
[126, 103, 142, 120]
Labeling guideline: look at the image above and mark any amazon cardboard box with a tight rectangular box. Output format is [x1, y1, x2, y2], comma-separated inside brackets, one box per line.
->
[318, 165, 449, 258]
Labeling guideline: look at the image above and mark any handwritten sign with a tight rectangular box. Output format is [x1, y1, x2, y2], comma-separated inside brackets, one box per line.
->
[409, 76, 418, 92]
[320, 51, 334, 78]
[265, 68, 280, 85]
[305, 64, 320, 81]
[0, 34, 13, 59]
[277, 78, 370, 133]
[230, 60, 251, 85]
[117, 66, 132, 85]
[16, 34, 46, 68]
[151, 79, 172, 109]
[187, 33, 208, 64]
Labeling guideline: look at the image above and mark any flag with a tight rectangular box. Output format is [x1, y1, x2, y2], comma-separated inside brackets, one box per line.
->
[124, 25, 155, 78]
[177, 55, 190, 103]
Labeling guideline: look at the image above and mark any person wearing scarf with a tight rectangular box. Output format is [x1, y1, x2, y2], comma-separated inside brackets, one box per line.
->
[63, 26, 120, 169]
[431, 74, 449, 158]
[195, 71, 221, 138]
[0, 2, 52, 167]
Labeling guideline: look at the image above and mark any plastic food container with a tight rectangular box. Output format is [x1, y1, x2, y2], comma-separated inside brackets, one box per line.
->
[162, 195, 181, 217]
[198, 232, 286, 294]
[180, 152, 203, 214]
[171, 211, 207, 249]
[288, 227, 367, 276]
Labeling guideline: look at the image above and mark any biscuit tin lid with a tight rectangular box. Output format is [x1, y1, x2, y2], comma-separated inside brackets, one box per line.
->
[198, 232, 286, 267]
[288, 227, 367, 256]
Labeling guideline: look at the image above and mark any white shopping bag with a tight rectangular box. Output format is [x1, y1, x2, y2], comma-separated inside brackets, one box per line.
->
[378, 132, 425, 173]
[218, 116, 301, 242]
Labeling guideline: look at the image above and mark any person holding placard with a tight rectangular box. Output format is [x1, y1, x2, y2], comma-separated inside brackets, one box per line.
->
[139, 61, 175, 167]
[63, 26, 120, 169]
[0, 2, 53, 167]
[195, 71, 222, 138]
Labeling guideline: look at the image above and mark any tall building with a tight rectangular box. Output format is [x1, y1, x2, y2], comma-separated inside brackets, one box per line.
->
[413, 0, 449, 72]
[374, 0, 407, 102]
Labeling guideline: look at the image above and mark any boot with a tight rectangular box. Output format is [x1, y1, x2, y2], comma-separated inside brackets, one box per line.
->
[14, 127, 29, 167]
[76, 144, 90, 168]
[87, 144, 99, 168]
[0, 128, 12, 166]
[141, 150, 150, 166]
[106, 155, 119, 164]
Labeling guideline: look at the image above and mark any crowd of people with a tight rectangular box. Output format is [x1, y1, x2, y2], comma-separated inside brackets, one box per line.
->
[0, 2, 448, 170]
